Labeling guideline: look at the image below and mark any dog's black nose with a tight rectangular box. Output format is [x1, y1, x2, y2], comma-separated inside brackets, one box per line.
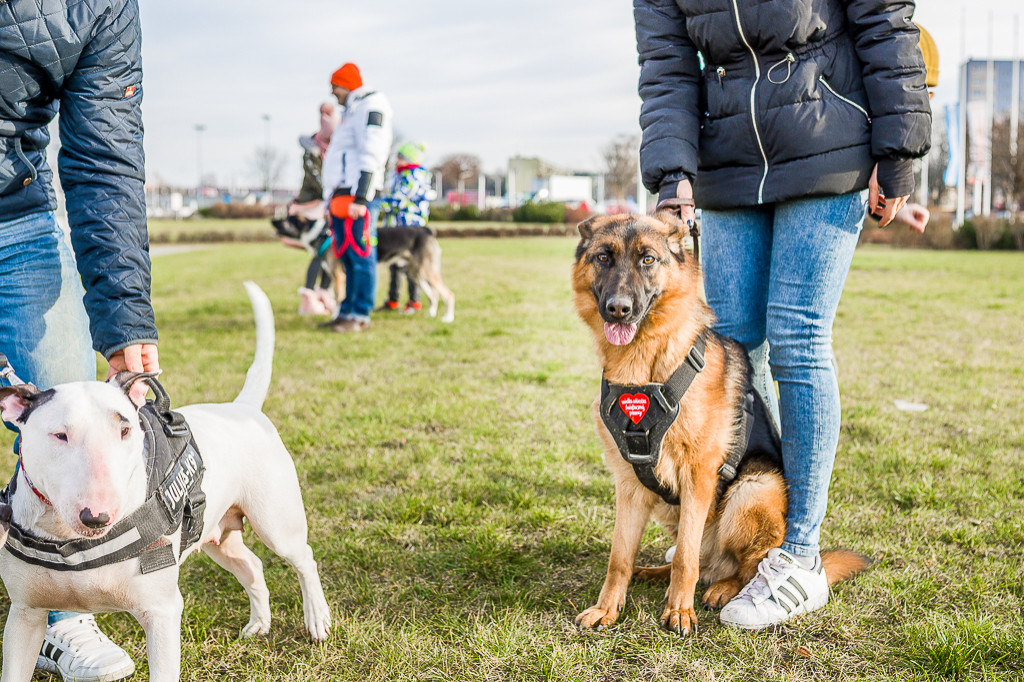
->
[604, 296, 633, 320]
[80, 508, 110, 528]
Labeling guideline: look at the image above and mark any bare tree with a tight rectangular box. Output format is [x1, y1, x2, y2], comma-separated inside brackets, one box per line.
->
[433, 154, 480, 196]
[251, 146, 288, 193]
[602, 135, 640, 201]
[991, 119, 1024, 211]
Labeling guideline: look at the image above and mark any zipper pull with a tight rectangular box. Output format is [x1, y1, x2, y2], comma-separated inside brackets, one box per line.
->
[716, 66, 726, 85]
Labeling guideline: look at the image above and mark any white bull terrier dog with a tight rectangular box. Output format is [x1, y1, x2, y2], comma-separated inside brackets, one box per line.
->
[0, 282, 331, 682]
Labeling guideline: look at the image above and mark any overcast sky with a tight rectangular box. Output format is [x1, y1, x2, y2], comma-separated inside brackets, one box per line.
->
[136, 0, 1022, 189]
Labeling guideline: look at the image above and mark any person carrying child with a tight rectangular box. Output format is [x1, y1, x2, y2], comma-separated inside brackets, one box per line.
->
[379, 142, 432, 314]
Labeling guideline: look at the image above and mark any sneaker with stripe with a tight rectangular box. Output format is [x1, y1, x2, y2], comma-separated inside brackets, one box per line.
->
[35, 614, 135, 682]
[718, 547, 829, 630]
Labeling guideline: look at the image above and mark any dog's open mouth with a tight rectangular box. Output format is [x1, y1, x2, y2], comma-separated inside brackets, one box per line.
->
[604, 322, 638, 346]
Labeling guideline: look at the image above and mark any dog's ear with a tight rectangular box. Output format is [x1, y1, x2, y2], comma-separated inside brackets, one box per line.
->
[651, 210, 688, 258]
[0, 384, 43, 424]
[577, 215, 604, 241]
[109, 371, 160, 408]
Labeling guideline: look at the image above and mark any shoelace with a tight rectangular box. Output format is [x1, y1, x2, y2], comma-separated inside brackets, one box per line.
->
[49, 617, 117, 663]
[737, 555, 794, 605]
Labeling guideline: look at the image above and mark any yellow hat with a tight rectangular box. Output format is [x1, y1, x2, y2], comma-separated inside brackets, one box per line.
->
[916, 24, 939, 89]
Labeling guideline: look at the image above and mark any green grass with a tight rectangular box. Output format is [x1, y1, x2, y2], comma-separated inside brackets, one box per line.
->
[2, 241, 1023, 680]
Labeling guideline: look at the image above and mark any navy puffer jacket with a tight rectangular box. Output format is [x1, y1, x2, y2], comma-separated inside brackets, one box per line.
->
[0, 0, 155, 358]
[635, 0, 932, 210]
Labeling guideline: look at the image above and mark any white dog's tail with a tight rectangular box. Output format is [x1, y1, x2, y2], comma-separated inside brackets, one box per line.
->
[234, 281, 275, 410]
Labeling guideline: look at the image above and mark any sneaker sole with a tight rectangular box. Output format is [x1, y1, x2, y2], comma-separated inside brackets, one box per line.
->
[36, 654, 136, 682]
[719, 592, 829, 630]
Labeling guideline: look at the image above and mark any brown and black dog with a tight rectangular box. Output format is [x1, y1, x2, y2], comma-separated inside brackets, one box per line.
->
[571, 212, 867, 635]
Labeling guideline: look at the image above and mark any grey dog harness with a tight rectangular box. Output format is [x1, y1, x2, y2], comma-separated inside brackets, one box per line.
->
[599, 333, 783, 505]
[0, 379, 206, 574]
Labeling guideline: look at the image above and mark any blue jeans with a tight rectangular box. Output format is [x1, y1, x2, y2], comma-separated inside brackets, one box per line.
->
[702, 191, 867, 558]
[0, 210, 95, 625]
[337, 199, 380, 322]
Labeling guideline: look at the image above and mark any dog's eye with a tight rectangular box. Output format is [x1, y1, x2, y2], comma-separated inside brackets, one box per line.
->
[641, 255, 657, 265]
[120, 426, 130, 439]
[596, 252, 610, 263]
[53, 433, 68, 442]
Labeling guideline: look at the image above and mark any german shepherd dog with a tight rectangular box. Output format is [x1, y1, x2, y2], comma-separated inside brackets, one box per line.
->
[272, 215, 455, 322]
[571, 213, 867, 635]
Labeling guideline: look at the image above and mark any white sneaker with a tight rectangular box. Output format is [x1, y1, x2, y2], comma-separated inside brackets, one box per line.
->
[719, 548, 829, 630]
[36, 614, 136, 682]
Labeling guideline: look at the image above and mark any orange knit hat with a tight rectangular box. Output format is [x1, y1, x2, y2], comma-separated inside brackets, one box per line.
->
[330, 63, 362, 90]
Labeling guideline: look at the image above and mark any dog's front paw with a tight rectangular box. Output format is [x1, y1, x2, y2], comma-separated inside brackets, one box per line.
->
[305, 604, 332, 642]
[240, 617, 271, 638]
[575, 605, 619, 630]
[660, 605, 698, 637]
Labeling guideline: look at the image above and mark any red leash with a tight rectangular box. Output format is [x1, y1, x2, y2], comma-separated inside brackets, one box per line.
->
[329, 195, 372, 258]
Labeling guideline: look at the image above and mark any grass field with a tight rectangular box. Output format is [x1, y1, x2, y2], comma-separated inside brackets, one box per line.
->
[2, 239, 1023, 680]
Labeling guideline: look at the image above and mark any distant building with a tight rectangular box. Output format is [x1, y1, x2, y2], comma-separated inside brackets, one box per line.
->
[507, 155, 596, 204]
[962, 59, 1024, 121]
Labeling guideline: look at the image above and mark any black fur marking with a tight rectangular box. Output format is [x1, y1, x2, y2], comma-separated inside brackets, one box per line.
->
[17, 388, 55, 424]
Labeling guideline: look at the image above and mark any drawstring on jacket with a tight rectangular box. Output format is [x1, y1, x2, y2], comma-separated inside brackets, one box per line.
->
[12, 138, 38, 187]
[767, 53, 796, 85]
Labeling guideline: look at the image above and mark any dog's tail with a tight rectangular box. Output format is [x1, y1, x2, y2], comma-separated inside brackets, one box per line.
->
[234, 281, 275, 410]
[821, 549, 872, 586]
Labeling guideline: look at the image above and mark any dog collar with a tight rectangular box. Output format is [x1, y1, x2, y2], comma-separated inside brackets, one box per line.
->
[17, 459, 51, 506]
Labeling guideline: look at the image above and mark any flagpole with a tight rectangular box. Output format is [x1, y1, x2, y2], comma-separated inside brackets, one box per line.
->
[1011, 15, 1020, 215]
[956, 11, 968, 228]
[983, 12, 994, 217]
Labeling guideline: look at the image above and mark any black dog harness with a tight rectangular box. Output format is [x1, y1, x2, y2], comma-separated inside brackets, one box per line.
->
[0, 379, 206, 574]
[600, 333, 783, 505]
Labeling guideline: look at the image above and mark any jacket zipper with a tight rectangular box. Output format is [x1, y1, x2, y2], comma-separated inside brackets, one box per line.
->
[818, 76, 872, 122]
[730, 0, 769, 204]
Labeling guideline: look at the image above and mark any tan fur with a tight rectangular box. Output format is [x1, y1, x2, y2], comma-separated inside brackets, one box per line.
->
[571, 213, 864, 635]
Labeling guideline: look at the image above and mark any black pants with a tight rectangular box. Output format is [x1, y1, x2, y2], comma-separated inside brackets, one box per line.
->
[304, 233, 333, 290]
[387, 263, 418, 304]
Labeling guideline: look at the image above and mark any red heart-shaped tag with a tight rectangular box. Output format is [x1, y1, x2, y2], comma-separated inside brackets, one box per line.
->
[618, 393, 650, 424]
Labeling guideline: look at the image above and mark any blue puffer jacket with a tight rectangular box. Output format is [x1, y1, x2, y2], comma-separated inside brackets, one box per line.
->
[0, 0, 155, 358]
[635, 0, 932, 210]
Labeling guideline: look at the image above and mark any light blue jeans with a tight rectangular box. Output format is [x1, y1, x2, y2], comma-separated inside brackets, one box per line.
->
[701, 191, 867, 558]
[0, 210, 95, 625]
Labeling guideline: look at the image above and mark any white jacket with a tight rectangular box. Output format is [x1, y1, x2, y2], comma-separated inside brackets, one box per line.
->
[322, 86, 393, 203]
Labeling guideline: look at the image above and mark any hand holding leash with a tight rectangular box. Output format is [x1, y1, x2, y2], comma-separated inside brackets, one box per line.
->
[868, 164, 908, 228]
[106, 344, 160, 404]
[656, 179, 700, 262]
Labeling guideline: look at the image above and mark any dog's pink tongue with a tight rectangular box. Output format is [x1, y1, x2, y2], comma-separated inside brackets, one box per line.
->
[604, 322, 637, 346]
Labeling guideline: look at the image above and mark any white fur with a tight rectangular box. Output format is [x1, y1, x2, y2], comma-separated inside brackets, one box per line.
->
[0, 282, 330, 682]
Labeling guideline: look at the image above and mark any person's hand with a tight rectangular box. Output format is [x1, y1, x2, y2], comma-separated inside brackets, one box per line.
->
[868, 164, 909, 228]
[106, 343, 160, 404]
[655, 178, 696, 223]
[894, 202, 929, 233]
[348, 202, 368, 220]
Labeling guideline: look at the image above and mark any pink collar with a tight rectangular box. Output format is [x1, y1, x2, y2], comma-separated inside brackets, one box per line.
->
[19, 460, 51, 506]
